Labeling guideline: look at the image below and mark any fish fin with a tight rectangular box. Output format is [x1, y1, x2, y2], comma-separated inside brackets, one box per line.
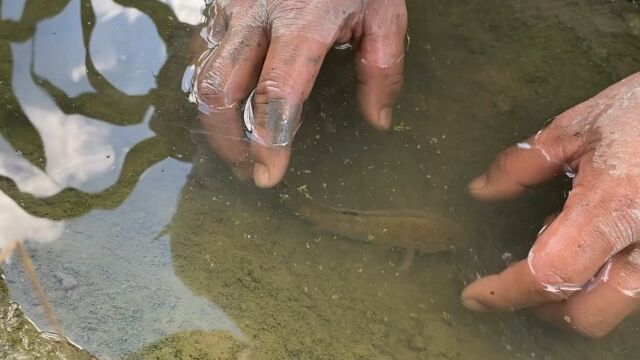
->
[399, 247, 416, 272]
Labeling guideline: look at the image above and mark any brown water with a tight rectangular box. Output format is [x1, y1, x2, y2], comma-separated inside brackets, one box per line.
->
[1, 0, 640, 359]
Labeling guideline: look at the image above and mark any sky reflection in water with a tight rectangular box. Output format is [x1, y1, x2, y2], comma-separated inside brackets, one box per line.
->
[1, 0, 242, 357]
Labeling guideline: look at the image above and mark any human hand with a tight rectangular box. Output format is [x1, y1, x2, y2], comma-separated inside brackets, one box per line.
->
[462, 72, 640, 338]
[188, 0, 407, 187]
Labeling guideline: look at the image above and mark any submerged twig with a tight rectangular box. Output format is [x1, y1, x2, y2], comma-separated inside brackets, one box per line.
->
[16, 242, 64, 339]
[0, 241, 18, 263]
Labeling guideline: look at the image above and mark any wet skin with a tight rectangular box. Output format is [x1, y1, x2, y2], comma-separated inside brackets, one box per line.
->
[190, 0, 407, 188]
[463, 72, 640, 338]
[190, 0, 640, 337]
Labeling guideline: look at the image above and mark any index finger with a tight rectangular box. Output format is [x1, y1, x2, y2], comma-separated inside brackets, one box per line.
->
[249, 35, 333, 187]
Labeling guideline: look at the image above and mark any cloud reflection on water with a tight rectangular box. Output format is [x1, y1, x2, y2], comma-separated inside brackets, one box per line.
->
[1, 1, 242, 357]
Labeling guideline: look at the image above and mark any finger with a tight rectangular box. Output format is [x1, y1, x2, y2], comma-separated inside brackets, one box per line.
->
[468, 112, 585, 201]
[534, 245, 640, 338]
[468, 138, 570, 201]
[355, 0, 407, 130]
[250, 143, 292, 188]
[250, 35, 333, 188]
[462, 178, 638, 311]
[468, 70, 630, 201]
[194, 3, 268, 177]
[196, 4, 268, 110]
[199, 110, 252, 180]
[462, 260, 554, 312]
[190, 3, 228, 66]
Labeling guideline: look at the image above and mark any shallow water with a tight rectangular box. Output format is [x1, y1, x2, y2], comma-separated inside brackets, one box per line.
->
[1, 0, 640, 359]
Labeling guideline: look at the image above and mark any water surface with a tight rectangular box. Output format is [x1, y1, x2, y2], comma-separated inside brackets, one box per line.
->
[1, 0, 640, 359]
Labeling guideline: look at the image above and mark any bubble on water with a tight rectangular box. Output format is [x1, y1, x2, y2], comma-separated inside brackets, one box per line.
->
[562, 164, 576, 178]
[598, 258, 613, 283]
[501, 252, 513, 265]
[333, 42, 352, 50]
[242, 88, 301, 147]
[181, 64, 195, 94]
[528, 251, 584, 294]
[243, 89, 255, 133]
[537, 223, 549, 236]
[620, 288, 640, 297]
[197, 102, 210, 115]
[542, 282, 583, 294]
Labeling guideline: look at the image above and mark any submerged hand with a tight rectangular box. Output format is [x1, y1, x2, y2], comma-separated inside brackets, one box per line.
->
[189, 0, 407, 188]
[462, 72, 640, 338]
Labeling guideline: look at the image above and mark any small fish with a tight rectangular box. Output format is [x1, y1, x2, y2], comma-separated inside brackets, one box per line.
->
[280, 182, 462, 268]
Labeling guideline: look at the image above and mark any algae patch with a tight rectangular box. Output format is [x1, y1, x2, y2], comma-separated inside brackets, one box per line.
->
[127, 330, 250, 360]
[0, 272, 94, 360]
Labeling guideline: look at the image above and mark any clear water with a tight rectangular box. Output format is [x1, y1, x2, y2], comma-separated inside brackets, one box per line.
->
[1, 0, 640, 359]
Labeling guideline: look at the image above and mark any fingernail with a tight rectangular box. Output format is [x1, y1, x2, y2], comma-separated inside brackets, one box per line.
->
[253, 162, 272, 188]
[378, 107, 393, 130]
[468, 174, 488, 192]
[461, 297, 490, 312]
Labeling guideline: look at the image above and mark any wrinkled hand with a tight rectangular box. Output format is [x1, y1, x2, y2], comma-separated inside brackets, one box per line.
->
[462, 72, 640, 338]
[190, 0, 407, 187]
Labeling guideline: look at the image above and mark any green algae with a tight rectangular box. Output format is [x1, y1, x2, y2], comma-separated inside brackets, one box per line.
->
[126, 331, 249, 360]
[0, 270, 94, 360]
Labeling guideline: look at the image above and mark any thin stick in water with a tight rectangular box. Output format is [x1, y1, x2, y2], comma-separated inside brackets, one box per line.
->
[0, 241, 18, 264]
[16, 242, 65, 338]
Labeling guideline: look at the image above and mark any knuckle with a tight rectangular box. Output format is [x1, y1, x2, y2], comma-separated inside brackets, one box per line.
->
[595, 214, 637, 252]
[570, 317, 611, 339]
[590, 197, 640, 252]
[530, 256, 583, 299]
[626, 246, 640, 271]
[253, 77, 288, 130]
[617, 246, 640, 288]
[229, 7, 267, 30]
[395, 2, 409, 27]
[359, 69, 404, 92]
[268, 2, 345, 39]
[196, 65, 231, 107]
[386, 72, 404, 91]
[606, 192, 640, 211]
[269, 8, 311, 29]
[256, 72, 290, 101]
[534, 271, 578, 301]
[496, 146, 519, 174]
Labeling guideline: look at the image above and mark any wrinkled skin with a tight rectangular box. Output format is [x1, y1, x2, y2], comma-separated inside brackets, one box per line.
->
[463, 72, 640, 338]
[190, 0, 407, 188]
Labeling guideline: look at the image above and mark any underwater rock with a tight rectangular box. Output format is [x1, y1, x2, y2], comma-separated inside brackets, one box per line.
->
[409, 335, 428, 352]
[625, 12, 640, 37]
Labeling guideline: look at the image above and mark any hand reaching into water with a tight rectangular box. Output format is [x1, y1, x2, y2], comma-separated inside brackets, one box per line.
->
[189, 0, 407, 188]
[462, 72, 640, 338]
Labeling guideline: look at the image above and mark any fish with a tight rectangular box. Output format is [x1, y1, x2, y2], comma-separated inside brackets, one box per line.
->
[280, 182, 463, 269]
